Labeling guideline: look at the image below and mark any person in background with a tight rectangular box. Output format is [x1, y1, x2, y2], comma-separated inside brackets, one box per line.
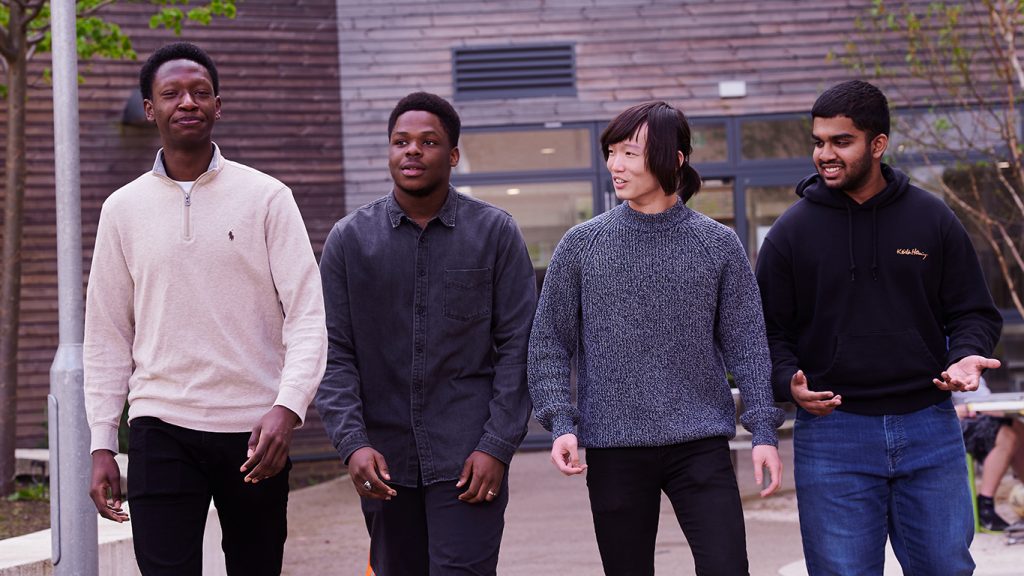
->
[954, 379, 1024, 532]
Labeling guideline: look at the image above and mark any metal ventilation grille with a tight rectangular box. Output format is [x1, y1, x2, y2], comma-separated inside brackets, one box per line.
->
[453, 44, 576, 101]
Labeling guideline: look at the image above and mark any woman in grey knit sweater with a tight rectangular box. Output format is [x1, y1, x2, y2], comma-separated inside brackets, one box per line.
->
[527, 101, 784, 576]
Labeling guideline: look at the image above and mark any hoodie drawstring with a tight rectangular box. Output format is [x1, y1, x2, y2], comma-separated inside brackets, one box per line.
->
[846, 204, 881, 282]
[871, 206, 879, 281]
[846, 205, 857, 281]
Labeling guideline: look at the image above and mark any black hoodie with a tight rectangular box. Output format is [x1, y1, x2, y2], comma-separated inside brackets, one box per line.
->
[755, 164, 1003, 415]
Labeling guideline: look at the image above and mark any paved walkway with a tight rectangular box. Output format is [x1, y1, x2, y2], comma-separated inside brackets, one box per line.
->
[282, 440, 1022, 575]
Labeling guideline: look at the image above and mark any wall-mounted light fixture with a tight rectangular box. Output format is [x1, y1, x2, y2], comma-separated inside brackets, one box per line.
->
[718, 80, 747, 99]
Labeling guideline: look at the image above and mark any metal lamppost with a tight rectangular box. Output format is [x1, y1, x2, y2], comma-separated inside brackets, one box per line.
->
[48, 1, 99, 573]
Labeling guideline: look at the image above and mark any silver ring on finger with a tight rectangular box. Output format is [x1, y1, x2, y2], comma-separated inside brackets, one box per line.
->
[363, 480, 372, 491]
[487, 490, 497, 497]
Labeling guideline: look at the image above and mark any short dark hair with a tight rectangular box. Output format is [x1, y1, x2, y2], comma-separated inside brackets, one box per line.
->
[811, 80, 890, 139]
[600, 101, 702, 201]
[387, 92, 461, 146]
[139, 42, 219, 101]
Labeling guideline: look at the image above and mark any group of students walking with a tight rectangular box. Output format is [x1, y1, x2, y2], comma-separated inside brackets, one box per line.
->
[82, 42, 1003, 576]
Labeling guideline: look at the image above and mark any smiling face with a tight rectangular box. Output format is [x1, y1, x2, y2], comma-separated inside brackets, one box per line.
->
[144, 59, 221, 151]
[606, 124, 682, 213]
[387, 110, 459, 199]
[812, 115, 887, 198]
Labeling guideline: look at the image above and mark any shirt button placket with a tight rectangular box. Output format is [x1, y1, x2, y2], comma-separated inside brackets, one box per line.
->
[411, 232, 433, 481]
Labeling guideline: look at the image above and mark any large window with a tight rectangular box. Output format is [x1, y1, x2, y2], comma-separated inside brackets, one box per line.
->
[740, 117, 811, 161]
[456, 115, 814, 267]
[691, 122, 728, 163]
[458, 128, 593, 174]
[692, 114, 811, 260]
[456, 181, 593, 269]
[744, 185, 794, 262]
[453, 124, 605, 275]
[689, 179, 735, 230]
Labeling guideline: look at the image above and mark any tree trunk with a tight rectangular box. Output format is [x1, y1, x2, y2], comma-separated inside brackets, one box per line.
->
[0, 4, 27, 497]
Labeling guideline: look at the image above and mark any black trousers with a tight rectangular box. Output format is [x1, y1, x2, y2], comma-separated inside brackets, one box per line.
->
[361, 474, 509, 576]
[127, 417, 290, 576]
[585, 437, 749, 576]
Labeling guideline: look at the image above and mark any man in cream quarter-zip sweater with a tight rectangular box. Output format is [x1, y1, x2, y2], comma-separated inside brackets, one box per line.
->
[83, 42, 326, 576]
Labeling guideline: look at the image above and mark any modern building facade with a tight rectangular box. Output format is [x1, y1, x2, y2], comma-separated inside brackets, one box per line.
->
[0, 0, 1021, 457]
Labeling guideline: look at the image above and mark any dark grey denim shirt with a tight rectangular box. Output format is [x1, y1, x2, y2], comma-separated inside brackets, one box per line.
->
[315, 188, 536, 487]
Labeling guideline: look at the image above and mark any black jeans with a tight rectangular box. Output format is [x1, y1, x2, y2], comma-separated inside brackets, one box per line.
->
[127, 417, 290, 576]
[361, 474, 509, 575]
[585, 437, 749, 576]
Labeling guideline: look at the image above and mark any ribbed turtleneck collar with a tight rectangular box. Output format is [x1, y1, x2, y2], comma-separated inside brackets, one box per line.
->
[616, 197, 693, 231]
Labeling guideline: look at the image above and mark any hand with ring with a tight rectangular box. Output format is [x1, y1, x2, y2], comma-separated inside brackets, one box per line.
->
[348, 447, 397, 501]
[456, 450, 506, 504]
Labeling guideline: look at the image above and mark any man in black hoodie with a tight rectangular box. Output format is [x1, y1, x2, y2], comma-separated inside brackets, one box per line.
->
[756, 80, 1003, 575]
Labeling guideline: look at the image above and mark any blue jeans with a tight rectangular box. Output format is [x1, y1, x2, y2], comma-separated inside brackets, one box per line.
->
[794, 399, 974, 576]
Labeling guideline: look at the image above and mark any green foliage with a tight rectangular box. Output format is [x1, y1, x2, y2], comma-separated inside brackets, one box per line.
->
[2, 1, 237, 64]
[149, 0, 237, 34]
[0, 1, 237, 105]
[6, 482, 48, 502]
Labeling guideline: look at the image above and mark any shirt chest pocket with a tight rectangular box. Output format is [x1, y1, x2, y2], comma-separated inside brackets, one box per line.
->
[444, 268, 492, 322]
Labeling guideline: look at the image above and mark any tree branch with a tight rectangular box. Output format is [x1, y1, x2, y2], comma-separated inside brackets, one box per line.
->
[0, 26, 15, 62]
[987, 0, 1024, 91]
[22, 0, 42, 27]
[80, 0, 118, 17]
[26, 27, 46, 46]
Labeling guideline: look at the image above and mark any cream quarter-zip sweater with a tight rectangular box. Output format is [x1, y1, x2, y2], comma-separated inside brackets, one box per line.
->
[84, 145, 327, 454]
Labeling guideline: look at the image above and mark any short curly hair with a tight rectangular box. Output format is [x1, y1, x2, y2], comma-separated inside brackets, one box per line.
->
[139, 42, 219, 101]
[387, 92, 461, 146]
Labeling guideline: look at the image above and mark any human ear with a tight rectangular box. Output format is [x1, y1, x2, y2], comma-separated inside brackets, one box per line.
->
[871, 133, 889, 159]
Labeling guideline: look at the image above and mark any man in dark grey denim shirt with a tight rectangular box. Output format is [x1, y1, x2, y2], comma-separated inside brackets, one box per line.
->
[315, 92, 536, 575]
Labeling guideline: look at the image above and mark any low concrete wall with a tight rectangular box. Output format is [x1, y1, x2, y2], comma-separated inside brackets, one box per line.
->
[3, 450, 226, 575]
[0, 487, 224, 573]
[0, 504, 225, 576]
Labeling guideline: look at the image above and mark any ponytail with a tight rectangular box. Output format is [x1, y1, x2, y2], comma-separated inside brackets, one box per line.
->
[677, 162, 702, 202]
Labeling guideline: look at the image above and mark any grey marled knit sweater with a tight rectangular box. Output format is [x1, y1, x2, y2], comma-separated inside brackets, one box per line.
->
[528, 199, 784, 448]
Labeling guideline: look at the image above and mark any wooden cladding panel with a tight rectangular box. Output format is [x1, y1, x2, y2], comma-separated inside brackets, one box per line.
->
[334, 0, 945, 209]
[0, 0, 345, 457]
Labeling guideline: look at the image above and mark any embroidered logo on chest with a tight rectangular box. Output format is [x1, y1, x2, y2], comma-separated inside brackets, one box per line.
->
[896, 248, 927, 260]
